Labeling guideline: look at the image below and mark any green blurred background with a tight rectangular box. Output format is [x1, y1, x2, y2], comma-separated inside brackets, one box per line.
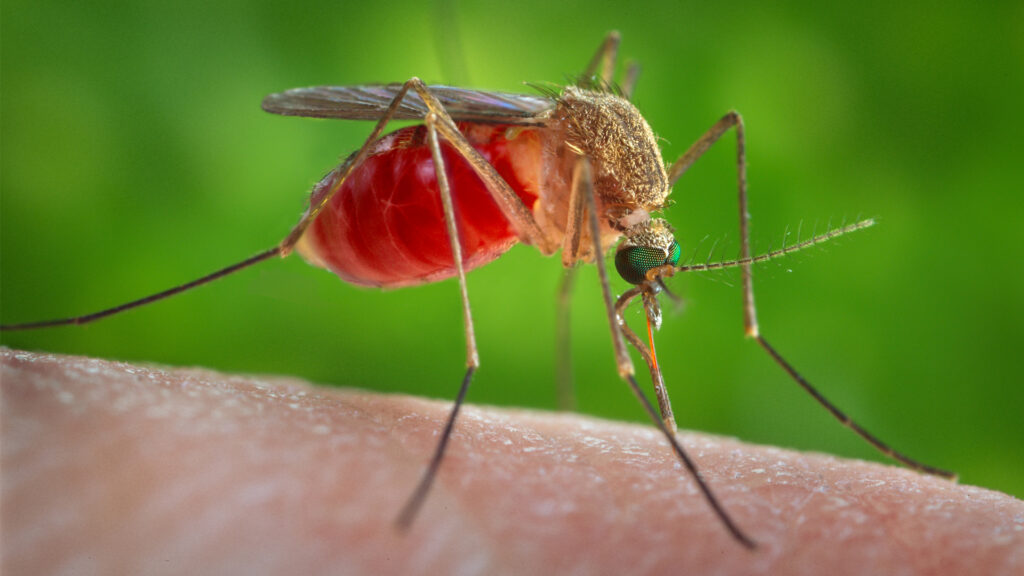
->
[3, 0, 1021, 499]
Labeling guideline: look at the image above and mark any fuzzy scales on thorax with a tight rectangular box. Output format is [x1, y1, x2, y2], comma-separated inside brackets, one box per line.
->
[534, 86, 670, 260]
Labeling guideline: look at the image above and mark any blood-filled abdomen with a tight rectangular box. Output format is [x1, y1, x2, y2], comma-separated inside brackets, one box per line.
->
[297, 124, 542, 287]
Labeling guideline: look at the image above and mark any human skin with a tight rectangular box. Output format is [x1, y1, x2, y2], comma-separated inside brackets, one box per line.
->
[2, 348, 1021, 575]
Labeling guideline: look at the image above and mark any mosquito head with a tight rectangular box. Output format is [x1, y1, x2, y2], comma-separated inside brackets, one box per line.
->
[614, 218, 680, 284]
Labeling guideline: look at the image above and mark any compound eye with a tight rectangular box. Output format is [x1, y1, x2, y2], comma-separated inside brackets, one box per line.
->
[615, 241, 680, 284]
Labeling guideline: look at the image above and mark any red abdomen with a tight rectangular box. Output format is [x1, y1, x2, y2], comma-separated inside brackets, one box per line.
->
[297, 124, 542, 287]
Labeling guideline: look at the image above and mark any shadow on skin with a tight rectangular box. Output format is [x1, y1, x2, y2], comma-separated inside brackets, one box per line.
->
[2, 348, 1021, 575]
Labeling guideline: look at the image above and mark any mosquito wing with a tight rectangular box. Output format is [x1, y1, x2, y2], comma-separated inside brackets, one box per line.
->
[261, 84, 555, 125]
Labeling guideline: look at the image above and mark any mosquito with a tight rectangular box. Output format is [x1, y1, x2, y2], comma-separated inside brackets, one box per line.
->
[0, 32, 955, 549]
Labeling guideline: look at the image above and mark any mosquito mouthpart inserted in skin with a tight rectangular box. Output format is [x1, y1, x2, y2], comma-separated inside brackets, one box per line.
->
[0, 31, 956, 550]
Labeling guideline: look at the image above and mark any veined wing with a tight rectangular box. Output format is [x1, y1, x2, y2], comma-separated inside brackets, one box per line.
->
[261, 84, 555, 125]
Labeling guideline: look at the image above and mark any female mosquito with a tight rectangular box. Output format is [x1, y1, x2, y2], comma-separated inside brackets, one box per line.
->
[0, 32, 954, 549]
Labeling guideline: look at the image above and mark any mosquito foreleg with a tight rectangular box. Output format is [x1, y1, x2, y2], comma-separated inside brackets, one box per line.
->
[581, 155, 755, 548]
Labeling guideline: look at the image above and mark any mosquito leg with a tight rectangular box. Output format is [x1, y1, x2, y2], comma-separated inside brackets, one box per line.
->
[575, 159, 630, 377]
[560, 155, 588, 267]
[755, 337, 956, 478]
[555, 267, 577, 411]
[580, 155, 755, 548]
[573, 155, 675, 426]
[552, 132, 599, 409]
[621, 61, 641, 101]
[582, 31, 621, 88]
[0, 247, 282, 330]
[666, 111, 741, 187]
[425, 114, 480, 372]
[668, 112, 956, 479]
[572, 152, 676, 427]
[396, 114, 481, 529]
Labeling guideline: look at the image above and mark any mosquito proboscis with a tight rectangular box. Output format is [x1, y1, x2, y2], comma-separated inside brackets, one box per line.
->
[0, 32, 955, 549]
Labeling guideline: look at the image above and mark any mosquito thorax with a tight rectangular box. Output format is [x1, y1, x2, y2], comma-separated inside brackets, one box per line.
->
[556, 86, 670, 211]
[614, 218, 681, 284]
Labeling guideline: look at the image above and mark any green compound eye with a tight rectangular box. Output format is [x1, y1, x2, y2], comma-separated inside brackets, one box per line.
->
[615, 241, 681, 284]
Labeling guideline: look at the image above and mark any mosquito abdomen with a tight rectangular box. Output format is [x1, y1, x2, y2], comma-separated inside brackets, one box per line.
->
[297, 124, 543, 287]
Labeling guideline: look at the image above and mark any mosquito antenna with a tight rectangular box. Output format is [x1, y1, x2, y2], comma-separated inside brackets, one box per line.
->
[673, 219, 875, 274]
[0, 246, 282, 331]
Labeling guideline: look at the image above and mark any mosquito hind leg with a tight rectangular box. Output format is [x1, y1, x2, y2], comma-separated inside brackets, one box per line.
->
[396, 113, 482, 529]
[667, 112, 956, 479]
[0, 247, 282, 331]
[580, 32, 640, 98]
[560, 155, 676, 429]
